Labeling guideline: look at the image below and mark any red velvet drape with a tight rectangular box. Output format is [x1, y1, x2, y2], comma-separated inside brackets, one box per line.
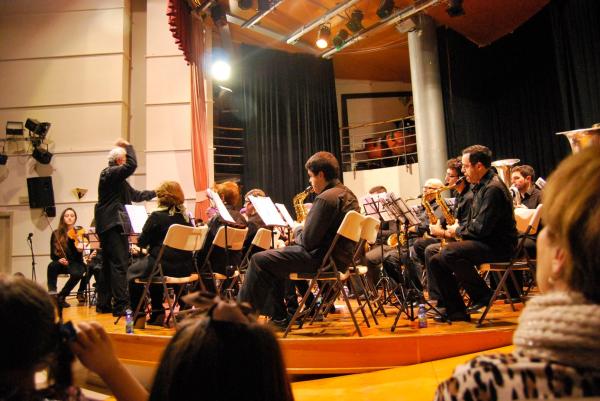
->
[167, 0, 210, 222]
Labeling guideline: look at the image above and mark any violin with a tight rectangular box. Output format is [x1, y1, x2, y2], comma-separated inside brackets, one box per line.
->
[67, 226, 89, 250]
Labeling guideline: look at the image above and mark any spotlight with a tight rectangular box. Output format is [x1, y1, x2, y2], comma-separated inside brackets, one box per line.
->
[332, 29, 350, 50]
[210, 4, 227, 27]
[32, 146, 53, 164]
[346, 9, 364, 33]
[446, 0, 464, 17]
[376, 0, 394, 19]
[211, 60, 231, 81]
[25, 118, 51, 139]
[238, 0, 253, 9]
[6, 121, 24, 136]
[315, 25, 331, 49]
[258, 0, 273, 12]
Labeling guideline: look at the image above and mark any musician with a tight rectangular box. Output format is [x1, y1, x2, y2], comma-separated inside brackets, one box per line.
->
[47, 207, 86, 308]
[429, 145, 517, 321]
[196, 181, 247, 291]
[361, 185, 398, 285]
[425, 158, 473, 304]
[94, 138, 156, 316]
[242, 188, 267, 254]
[128, 181, 193, 327]
[511, 165, 542, 209]
[238, 151, 359, 328]
[381, 178, 444, 292]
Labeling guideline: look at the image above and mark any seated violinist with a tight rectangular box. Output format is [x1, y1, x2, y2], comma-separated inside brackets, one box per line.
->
[196, 181, 247, 292]
[47, 208, 87, 308]
[127, 181, 194, 327]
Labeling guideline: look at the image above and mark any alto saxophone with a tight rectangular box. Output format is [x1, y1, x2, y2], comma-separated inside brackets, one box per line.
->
[293, 185, 313, 223]
[431, 177, 464, 246]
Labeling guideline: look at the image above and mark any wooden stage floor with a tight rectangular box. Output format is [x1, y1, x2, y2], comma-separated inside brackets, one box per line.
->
[64, 300, 521, 375]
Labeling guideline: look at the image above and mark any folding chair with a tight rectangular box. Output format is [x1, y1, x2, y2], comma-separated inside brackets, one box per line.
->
[232, 227, 273, 289]
[197, 225, 248, 297]
[284, 210, 366, 337]
[476, 204, 542, 327]
[131, 224, 209, 328]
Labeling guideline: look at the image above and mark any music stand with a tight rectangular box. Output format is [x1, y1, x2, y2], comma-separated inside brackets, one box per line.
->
[205, 188, 238, 285]
[248, 195, 288, 248]
[275, 203, 295, 245]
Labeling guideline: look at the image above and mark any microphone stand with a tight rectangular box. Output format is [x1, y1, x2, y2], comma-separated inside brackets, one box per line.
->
[27, 234, 36, 281]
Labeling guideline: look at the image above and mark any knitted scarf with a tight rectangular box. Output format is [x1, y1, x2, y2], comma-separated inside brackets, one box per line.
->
[513, 291, 600, 370]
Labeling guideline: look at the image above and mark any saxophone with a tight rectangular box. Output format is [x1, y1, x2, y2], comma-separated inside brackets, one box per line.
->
[293, 186, 313, 223]
[431, 177, 464, 246]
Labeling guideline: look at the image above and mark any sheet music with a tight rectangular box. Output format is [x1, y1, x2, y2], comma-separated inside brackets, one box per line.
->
[275, 203, 295, 227]
[206, 188, 235, 223]
[360, 193, 394, 221]
[249, 196, 287, 227]
[125, 204, 149, 234]
[382, 193, 420, 226]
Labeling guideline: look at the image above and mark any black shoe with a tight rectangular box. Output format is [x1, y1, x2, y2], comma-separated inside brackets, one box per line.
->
[503, 297, 522, 304]
[269, 317, 290, 331]
[112, 308, 130, 317]
[58, 297, 70, 309]
[434, 311, 471, 323]
[467, 297, 492, 314]
[96, 305, 112, 314]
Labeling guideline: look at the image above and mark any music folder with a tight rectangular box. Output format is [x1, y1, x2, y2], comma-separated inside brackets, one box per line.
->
[249, 195, 288, 227]
[124, 204, 149, 234]
[206, 188, 235, 224]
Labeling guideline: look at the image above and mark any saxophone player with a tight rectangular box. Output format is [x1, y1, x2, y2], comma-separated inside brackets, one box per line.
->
[429, 145, 517, 322]
[238, 151, 359, 329]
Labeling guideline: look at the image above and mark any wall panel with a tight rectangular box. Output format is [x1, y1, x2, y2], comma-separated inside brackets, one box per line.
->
[146, 104, 191, 151]
[0, 0, 126, 15]
[146, 56, 191, 105]
[146, 0, 181, 57]
[146, 150, 195, 199]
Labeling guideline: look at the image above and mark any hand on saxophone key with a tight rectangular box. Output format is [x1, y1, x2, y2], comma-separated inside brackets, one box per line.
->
[429, 221, 445, 238]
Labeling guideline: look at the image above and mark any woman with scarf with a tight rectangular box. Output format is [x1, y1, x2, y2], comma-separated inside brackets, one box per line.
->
[128, 181, 193, 327]
[435, 146, 600, 400]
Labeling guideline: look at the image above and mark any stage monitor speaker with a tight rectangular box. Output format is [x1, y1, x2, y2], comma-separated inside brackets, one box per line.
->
[27, 177, 56, 216]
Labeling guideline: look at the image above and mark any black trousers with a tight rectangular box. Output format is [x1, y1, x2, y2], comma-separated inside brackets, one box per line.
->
[98, 226, 130, 313]
[47, 260, 86, 298]
[424, 242, 443, 301]
[382, 247, 423, 292]
[238, 245, 320, 320]
[429, 240, 509, 315]
[361, 243, 393, 284]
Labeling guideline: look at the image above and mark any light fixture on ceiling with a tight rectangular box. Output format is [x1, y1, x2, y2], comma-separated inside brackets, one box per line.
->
[446, 0, 464, 17]
[238, 0, 253, 10]
[346, 9, 364, 33]
[210, 3, 228, 27]
[376, 0, 394, 19]
[332, 29, 350, 50]
[315, 25, 331, 49]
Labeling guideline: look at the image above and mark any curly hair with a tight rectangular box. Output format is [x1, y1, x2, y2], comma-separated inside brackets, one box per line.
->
[156, 181, 185, 208]
[215, 181, 241, 207]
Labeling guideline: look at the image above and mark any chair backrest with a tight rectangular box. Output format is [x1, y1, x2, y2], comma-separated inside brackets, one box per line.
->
[252, 227, 273, 250]
[213, 226, 248, 251]
[163, 224, 209, 251]
[514, 204, 543, 235]
[360, 216, 380, 245]
[337, 210, 365, 242]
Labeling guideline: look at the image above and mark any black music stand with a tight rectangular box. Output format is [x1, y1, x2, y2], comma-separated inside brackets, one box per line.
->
[381, 194, 448, 330]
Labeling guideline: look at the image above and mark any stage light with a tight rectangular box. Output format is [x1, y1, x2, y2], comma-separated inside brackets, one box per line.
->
[211, 60, 231, 81]
[315, 25, 331, 49]
[446, 0, 464, 17]
[32, 146, 53, 164]
[376, 0, 394, 19]
[6, 121, 24, 136]
[346, 9, 364, 33]
[238, 0, 253, 10]
[210, 4, 227, 27]
[332, 29, 349, 50]
[25, 118, 51, 139]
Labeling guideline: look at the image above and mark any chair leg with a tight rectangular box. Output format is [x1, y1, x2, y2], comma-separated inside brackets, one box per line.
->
[339, 280, 363, 337]
[477, 267, 511, 327]
[284, 278, 317, 338]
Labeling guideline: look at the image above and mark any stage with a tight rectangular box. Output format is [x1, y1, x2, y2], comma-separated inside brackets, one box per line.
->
[63, 299, 521, 375]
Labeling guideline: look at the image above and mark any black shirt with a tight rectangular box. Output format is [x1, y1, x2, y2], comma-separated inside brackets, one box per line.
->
[453, 184, 474, 227]
[521, 186, 542, 209]
[294, 180, 360, 267]
[50, 231, 84, 265]
[94, 145, 156, 234]
[456, 169, 518, 256]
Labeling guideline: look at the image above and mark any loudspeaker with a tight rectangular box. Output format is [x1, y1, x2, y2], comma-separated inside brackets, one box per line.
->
[27, 176, 55, 211]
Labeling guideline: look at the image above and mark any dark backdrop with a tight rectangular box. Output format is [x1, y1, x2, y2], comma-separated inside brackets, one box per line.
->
[239, 44, 340, 211]
[437, 0, 600, 178]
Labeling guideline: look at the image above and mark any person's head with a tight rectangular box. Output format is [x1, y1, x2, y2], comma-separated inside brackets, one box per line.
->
[461, 145, 492, 184]
[156, 181, 185, 209]
[149, 301, 293, 401]
[369, 186, 387, 195]
[305, 151, 340, 194]
[244, 188, 266, 217]
[107, 147, 126, 166]
[0, 274, 72, 399]
[216, 181, 241, 208]
[59, 208, 77, 231]
[422, 178, 443, 196]
[537, 146, 600, 304]
[511, 165, 535, 193]
[446, 157, 464, 187]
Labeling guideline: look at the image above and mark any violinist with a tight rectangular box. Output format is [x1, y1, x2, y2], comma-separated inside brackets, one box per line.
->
[47, 208, 87, 308]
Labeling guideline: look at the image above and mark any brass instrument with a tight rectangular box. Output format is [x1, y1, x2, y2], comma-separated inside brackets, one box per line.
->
[421, 191, 438, 225]
[492, 158, 521, 206]
[556, 126, 600, 153]
[431, 178, 464, 246]
[293, 185, 313, 223]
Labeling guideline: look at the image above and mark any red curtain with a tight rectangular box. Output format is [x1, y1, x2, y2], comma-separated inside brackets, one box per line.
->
[167, 0, 210, 221]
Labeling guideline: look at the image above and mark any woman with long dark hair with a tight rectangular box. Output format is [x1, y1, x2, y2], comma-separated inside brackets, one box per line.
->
[47, 208, 86, 308]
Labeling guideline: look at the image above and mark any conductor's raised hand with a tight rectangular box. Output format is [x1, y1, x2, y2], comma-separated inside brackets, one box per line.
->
[114, 138, 130, 148]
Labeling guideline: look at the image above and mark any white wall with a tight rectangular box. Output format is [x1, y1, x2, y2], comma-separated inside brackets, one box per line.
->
[0, 1, 131, 281]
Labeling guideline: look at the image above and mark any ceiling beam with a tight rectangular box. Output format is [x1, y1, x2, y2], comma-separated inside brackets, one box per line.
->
[320, 0, 442, 59]
[285, 0, 361, 45]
